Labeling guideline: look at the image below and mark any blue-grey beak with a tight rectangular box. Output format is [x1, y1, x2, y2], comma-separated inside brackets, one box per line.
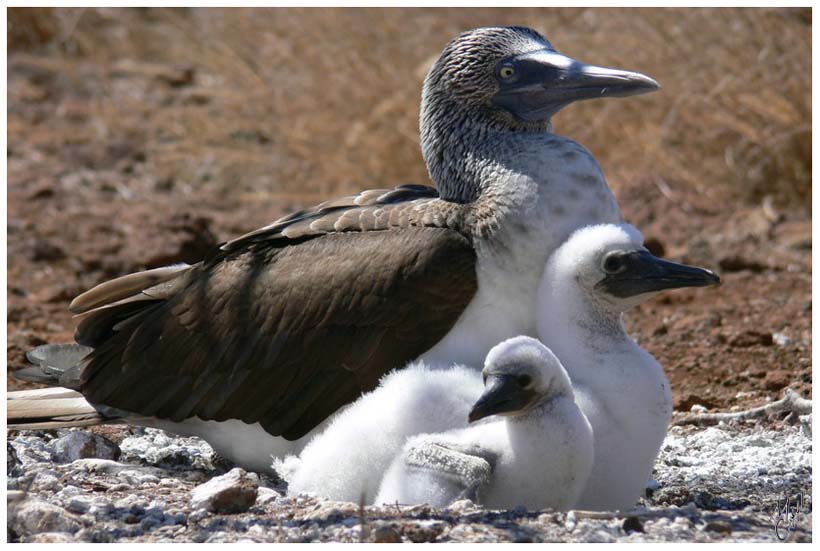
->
[492, 49, 660, 122]
[468, 374, 537, 423]
[596, 250, 721, 298]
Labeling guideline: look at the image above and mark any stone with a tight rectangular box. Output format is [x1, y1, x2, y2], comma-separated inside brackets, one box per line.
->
[403, 520, 447, 543]
[8, 441, 24, 477]
[763, 370, 789, 392]
[8, 498, 82, 536]
[372, 522, 402, 543]
[190, 468, 259, 514]
[703, 520, 732, 534]
[53, 431, 121, 463]
[66, 496, 96, 514]
[302, 501, 359, 521]
[70, 458, 130, 474]
[772, 332, 792, 347]
[447, 499, 481, 514]
[255, 487, 280, 507]
[622, 516, 644, 534]
[31, 470, 61, 491]
[674, 394, 718, 412]
[799, 415, 811, 438]
[22, 532, 77, 543]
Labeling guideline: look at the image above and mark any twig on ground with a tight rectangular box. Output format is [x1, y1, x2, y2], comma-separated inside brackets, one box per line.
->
[358, 491, 369, 543]
[673, 389, 811, 427]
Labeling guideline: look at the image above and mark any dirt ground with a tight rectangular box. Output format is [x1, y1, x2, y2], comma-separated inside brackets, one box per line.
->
[5, 8, 813, 544]
[7, 8, 811, 414]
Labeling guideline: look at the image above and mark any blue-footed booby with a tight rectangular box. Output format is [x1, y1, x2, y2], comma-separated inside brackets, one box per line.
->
[536, 224, 720, 510]
[9, 27, 659, 473]
[374, 336, 593, 510]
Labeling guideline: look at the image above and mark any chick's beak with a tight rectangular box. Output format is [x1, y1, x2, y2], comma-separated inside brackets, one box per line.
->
[468, 374, 537, 423]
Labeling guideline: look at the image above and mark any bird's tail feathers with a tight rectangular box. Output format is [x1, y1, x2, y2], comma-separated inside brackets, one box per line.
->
[16, 343, 92, 389]
[68, 263, 191, 314]
[7, 388, 114, 430]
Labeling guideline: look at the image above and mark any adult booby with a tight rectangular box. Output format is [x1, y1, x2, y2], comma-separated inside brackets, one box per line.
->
[9, 27, 659, 472]
[535, 224, 720, 510]
[374, 336, 593, 510]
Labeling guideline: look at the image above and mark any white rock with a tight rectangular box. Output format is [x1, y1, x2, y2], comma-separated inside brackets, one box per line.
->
[120, 428, 215, 470]
[70, 458, 131, 474]
[53, 431, 120, 463]
[23, 532, 77, 543]
[119, 470, 160, 486]
[8, 498, 82, 535]
[799, 415, 811, 438]
[447, 499, 481, 514]
[190, 468, 259, 513]
[55, 485, 82, 500]
[772, 332, 791, 347]
[188, 508, 210, 523]
[114, 495, 148, 509]
[31, 471, 61, 491]
[255, 487, 280, 506]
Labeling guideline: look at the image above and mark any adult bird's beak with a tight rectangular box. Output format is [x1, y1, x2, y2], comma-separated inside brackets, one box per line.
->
[492, 49, 660, 122]
[597, 250, 721, 298]
[468, 374, 537, 423]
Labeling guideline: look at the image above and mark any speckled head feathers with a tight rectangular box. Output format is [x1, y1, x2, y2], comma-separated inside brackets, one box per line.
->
[421, 27, 554, 135]
[426, 27, 551, 100]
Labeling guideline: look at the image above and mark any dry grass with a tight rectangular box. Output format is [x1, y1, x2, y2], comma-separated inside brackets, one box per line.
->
[8, 7, 811, 211]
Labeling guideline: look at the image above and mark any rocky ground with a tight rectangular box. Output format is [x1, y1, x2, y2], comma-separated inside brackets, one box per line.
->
[7, 7, 812, 544]
[7, 410, 812, 543]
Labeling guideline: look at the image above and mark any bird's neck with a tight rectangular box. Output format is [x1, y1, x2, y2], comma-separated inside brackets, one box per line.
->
[536, 279, 670, 419]
[421, 102, 551, 205]
[538, 282, 638, 383]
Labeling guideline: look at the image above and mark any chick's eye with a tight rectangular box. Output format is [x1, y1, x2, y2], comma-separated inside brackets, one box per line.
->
[603, 254, 625, 274]
[517, 374, 532, 388]
[499, 65, 515, 79]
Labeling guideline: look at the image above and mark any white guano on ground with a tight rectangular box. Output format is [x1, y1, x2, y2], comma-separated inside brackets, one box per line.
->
[7, 419, 812, 543]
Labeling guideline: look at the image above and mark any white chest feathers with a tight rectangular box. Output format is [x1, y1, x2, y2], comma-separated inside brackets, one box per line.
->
[375, 395, 593, 510]
[421, 134, 622, 370]
[274, 364, 485, 503]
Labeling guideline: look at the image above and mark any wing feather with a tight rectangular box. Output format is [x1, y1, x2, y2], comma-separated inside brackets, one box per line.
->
[77, 226, 477, 439]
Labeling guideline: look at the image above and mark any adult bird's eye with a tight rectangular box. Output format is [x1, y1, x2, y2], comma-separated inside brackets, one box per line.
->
[602, 254, 625, 274]
[499, 65, 516, 80]
[517, 374, 532, 388]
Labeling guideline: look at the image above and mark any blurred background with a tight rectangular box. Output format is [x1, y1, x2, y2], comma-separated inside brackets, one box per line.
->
[9, 7, 810, 207]
[7, 8, 812, 409]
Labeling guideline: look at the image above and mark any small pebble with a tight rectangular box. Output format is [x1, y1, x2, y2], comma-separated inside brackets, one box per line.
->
[372, 522, 402, 543]
[703, 520, 732, 534]
[622, 516, 644, 534]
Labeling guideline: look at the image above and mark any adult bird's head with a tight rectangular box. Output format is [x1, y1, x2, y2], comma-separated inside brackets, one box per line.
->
[420, 26, 659, 199]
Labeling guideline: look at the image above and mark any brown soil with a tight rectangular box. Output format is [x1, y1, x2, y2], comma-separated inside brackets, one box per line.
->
[7, 8, 812, 415]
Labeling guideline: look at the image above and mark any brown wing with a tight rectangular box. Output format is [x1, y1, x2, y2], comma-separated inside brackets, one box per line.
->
[221, 184, 442, 250]
[76, 226, 477, 440]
